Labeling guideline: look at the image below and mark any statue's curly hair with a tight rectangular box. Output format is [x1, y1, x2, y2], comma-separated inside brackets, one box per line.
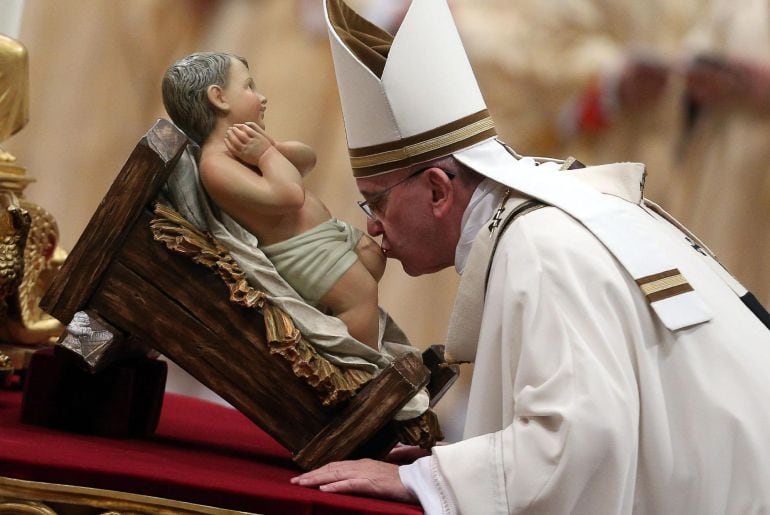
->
[162, 52, 248, 145]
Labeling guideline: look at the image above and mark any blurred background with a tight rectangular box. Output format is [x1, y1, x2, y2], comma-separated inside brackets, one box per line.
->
[2, 0, 769, 439]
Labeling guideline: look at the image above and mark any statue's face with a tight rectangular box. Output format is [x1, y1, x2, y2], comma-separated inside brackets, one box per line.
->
[0, 35, 29, 142]
[222, 58, 267, 129]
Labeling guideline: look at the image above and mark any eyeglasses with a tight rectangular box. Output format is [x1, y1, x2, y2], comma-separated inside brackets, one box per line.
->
[357, 167, 455, 221]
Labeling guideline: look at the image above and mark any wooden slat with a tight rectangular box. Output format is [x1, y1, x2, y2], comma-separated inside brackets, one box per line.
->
[422, 345, 460, 408]
[115, 213, 436, 466]
[91, 260, 326, 452]
[118, 209, 332, 429]
[294, 353, 428, 470]
[346, 345, 461, 461]
[41, 119, 188, 324]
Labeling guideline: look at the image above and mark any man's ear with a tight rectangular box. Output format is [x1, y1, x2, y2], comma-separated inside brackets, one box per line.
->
[206, 84, 228, 112]
[427, 168, 454, 218]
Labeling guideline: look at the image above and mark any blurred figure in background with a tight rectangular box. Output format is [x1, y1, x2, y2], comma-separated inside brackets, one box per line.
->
[454, 0, 770, 305]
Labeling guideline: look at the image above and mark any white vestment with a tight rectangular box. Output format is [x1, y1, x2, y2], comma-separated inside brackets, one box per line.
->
[402, 162, 770, 514]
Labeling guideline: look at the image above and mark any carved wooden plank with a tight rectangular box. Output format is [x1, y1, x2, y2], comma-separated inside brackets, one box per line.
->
[41, 119, 188, 324]
[120, 210, 273, 357]
[94, 255, 432, 467]
[116, 214, 436, 466]
[90, 260, 326, 452]
[422, 345, 460, 408]
[347, 345, 461, 461]
[295, 353, 428, 470]
[118, 209, 334, 423]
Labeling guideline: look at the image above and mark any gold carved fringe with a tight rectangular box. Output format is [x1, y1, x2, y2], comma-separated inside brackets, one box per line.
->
[150, 203, 373, 406]
[0, 475, 251, 514]
[394, 409, 443, 449]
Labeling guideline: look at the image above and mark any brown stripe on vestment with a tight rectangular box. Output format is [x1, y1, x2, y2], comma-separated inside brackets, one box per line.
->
[636, 269, 694, 303]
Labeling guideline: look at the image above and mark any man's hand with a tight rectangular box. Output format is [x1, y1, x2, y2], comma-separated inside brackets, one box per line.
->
[224, 123, 273, 166]
[290, 458, 418, 504]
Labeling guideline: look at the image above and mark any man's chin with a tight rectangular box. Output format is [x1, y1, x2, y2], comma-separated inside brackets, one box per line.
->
[394, 257, 422, 277]
[401, 265, 423, 277]
[399, 259, 449, 277]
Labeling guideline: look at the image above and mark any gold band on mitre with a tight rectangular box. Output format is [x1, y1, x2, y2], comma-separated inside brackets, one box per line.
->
[348, 110, 497, 177]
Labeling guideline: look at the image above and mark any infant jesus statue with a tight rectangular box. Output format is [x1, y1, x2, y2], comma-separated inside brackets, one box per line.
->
[162, 52, 385, 349]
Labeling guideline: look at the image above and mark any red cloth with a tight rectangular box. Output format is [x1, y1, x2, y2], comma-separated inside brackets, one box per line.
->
[21, 348, 166, 437]
[0, 390, 422, 515]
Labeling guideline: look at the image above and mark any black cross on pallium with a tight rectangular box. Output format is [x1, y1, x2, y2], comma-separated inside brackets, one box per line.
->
[686, 236, 707, 256]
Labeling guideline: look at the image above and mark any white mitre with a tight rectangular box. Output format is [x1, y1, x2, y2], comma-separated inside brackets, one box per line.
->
[325, 0, 502, 177]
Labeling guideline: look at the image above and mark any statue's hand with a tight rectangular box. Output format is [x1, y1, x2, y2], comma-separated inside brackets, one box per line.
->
[225, 123, 273, 166]
[244, 121, 276, 145]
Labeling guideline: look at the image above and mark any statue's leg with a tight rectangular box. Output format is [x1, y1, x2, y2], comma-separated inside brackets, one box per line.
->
[353, 234, 386, 282]
[319, 261, 379, 349]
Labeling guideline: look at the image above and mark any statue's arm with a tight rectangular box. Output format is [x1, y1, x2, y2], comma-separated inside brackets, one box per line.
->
[240, 122, 316, 177]
[274, 140, 317, 177]
[200, 149, 305, 217]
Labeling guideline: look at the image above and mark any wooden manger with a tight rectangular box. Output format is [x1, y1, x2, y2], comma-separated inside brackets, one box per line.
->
[40, 119, 458, 470]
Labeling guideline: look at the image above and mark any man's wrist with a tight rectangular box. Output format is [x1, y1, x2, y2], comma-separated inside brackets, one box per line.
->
[399, 456, 444, 514]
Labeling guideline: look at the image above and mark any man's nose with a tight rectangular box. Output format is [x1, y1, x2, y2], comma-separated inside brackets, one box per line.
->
[366, 218, 383, 236]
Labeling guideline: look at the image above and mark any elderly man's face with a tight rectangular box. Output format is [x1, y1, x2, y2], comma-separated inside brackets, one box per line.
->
[356, 167, 457, 276]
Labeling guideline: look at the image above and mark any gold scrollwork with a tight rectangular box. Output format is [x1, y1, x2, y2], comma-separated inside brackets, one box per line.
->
[0, 476, 256, 514]
[0, 500, 57, 514]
